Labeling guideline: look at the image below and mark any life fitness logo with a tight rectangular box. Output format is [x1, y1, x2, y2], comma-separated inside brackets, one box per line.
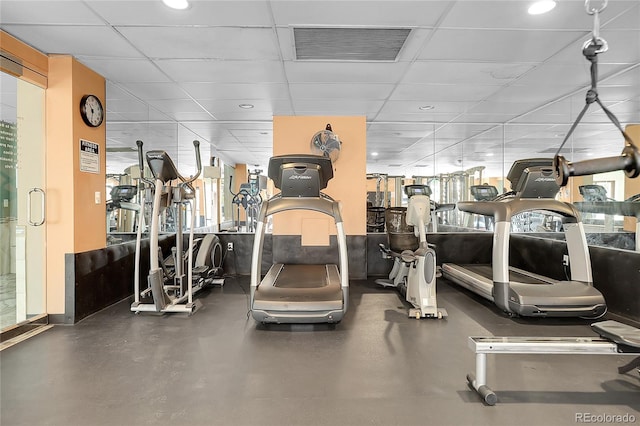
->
[288, 175, 312, 180]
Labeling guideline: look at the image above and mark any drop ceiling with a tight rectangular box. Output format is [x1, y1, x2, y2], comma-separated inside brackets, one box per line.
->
[1, 0, 638, 178]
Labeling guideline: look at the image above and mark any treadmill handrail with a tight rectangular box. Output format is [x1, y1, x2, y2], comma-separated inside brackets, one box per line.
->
[457, 199, 580, 223]
[260, 195, 343, 222]
[573, 201, 640, 218]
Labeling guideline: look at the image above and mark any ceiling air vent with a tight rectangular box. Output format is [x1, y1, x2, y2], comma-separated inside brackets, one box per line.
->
[294, 27, 411, 61]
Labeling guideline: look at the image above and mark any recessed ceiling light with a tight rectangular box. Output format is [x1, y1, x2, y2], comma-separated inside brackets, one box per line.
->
[419, 105, 435, 111]
[528, 0, 556, 15]
[238, 104, 254, 109]
[371, 152, 379, 157]
[162, 0, 189, 10]
[486, 152, 494, 157]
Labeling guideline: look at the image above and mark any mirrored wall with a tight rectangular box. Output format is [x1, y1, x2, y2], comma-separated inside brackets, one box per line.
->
[105, 102, 638, 252]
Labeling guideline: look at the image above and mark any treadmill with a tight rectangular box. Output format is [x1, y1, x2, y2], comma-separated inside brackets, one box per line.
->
[442, 159, 606, 318]
[574, 185, 640, 252]
[250, 154, 349, 324]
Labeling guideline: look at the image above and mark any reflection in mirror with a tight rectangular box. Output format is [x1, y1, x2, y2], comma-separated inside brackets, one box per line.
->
[223, 165, 268, 233]
[105, 104, 215, 244]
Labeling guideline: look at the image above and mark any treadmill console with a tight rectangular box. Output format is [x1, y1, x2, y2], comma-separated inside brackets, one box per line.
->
[110, 185, 138, 203]
[268, 154, 333, 197]
[579, 184, 609, 202]
[470, 185, 498, 201]
[507, 158, 559, 199]
[404, 184, 431, 197]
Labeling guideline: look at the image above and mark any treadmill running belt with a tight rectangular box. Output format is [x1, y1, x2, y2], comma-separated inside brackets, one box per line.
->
[462, 264, 554, 285]
[274, 264, 328, 288]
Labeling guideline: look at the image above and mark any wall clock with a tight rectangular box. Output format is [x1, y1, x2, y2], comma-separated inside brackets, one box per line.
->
[79, 94, 104, 127]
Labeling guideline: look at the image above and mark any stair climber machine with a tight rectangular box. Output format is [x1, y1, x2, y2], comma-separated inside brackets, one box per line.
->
[376, 184, 447, 319]
[249, 154, 349, 324]
[442, 159, 607, 318]
[131, 140, 222, 315]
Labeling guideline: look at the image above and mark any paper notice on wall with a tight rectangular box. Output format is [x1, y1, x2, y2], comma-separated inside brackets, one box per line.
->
[79, 139, 99, 174]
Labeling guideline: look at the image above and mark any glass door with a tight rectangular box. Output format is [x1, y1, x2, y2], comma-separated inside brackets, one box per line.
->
[0, 72, 46, 330]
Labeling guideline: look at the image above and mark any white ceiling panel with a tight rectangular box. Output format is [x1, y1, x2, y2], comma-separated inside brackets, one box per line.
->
[401, 61, 536, 85]
[289, 83, 394, 100]
[89, 0, 273, 26]
[117, 27, 280, 60]
[146, 99, 210, 114]
[0, 1, 103, 25]
[379, 100, 475, 116]
[283, 61, 410, 84]
[292, 99, 383, 113]
[78, 58, 171, 83]
[118, 82, 192, 101]
[373, 111, 462, 123]
[270, 1, 452, 27]
[1, 25, 142, 57]
[157, 60, 286, 83]
[419, 29, 583, 62]
[439, 1, 610, 30]
[602, 3, 640, 30]
[181, 83, 289, 100]
[389, 83, 500, 102]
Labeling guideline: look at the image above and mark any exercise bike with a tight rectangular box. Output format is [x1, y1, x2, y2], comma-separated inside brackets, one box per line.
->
[376, 185, 447, 319]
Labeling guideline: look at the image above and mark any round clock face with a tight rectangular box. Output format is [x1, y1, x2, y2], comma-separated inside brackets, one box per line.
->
[80, 94, 104, 127]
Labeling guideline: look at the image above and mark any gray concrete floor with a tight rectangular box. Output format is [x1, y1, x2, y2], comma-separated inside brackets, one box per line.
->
[1, 277, 639, 426]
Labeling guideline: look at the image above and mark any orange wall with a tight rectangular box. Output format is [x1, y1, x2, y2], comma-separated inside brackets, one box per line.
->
[272, 116, 367, 238]
[46, 55, 106, 314]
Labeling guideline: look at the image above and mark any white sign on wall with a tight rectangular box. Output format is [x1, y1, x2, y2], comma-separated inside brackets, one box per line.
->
[79, 139, 99, 174]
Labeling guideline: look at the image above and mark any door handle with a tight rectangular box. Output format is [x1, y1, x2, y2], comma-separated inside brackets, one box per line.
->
[27, 187, 45, 226]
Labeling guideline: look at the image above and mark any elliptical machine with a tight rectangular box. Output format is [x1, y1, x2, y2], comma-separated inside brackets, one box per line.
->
[131, 140, 214, 315]
[376, 185, 447, 319]
[229, 178, 262, 232]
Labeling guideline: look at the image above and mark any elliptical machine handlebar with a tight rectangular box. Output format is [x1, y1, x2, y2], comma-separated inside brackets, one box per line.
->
[136, 140, 155, 187]
[177, 140, 202, 193]
[137, 139, 202, 191]
[553, 144, 640, 186]
[182, 140, 202, 185]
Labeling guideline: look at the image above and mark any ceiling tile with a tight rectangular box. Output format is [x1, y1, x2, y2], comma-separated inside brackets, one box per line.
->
[89, 0, 273, 26]
[182, 83, 289, 100]
[289, 83, 395, 100]
[119, 82, 191, 100]
[402, 61, 536, 85]
[284, 61, 409, 84]
[418, 28, 583, 62]
[157, 60, 286, 83]
[0, 1, 103, 24]
[270, 1, 452, 27]
[389, 84, 500, 102]
[117, 27, 280, 60]
[78, 58, 170, 83]
[1, 25, 142, 57]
